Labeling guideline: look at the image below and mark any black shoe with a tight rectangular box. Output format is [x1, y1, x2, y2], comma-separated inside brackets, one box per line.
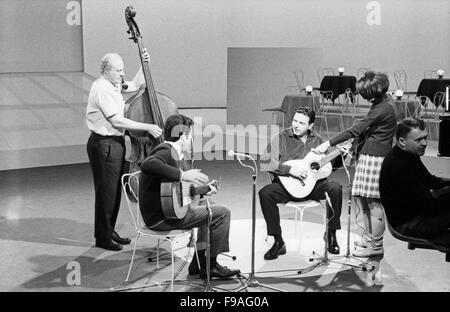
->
[188, 258, 200, 275]
[264, 241, 286, 260]
[96, 240, 123, 251]
[112, 231, 131, 245]
[327, 231, 340, 255]
[200, 263, 240, 280]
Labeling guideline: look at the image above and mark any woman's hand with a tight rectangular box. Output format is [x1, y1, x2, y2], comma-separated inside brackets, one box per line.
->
[311, 141, 330, 154]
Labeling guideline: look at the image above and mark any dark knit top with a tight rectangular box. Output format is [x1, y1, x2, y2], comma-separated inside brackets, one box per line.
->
[329, 95, 397, 157]
[379, 145, 450, 227]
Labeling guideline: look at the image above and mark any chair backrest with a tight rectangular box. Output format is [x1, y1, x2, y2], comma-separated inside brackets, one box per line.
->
[393, 70, 407, 91]
[317, 90, 334, 114]
[317, 68, 335, 85]
[424, 69, 438, 79]
[341, 88, 357, 113]
[418, 94, 445, 119]
[415, 95, 429, 118]
[433, 91, 446, 108]
[121, 171, 145, 231]
[294, 69, 305, 91]
[311, 90, 324, 115]
[319, 90, 334, 103]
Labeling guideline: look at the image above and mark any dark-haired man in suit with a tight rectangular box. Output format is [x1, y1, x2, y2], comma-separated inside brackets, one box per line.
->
[139, 114, 240, 279]
[379, 118, 450, 245]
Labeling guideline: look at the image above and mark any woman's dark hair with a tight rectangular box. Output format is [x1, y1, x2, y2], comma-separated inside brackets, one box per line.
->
[356, 71, 389, 100]
[395, 118, 425, 140]
[164, 114, 194, 142]
[294, 106, 316, 124]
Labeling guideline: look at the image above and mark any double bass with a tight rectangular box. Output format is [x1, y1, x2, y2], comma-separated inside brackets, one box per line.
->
[124, 6, 178, 190]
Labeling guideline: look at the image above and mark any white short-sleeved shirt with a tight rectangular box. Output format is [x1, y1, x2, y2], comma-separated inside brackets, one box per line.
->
[86, 76, 125, 136]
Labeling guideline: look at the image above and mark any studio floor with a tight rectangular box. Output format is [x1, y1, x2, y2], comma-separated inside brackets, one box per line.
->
[0, 150, 449, 292]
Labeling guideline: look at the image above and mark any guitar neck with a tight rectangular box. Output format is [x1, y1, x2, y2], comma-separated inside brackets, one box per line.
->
[318, 148, 342, 167]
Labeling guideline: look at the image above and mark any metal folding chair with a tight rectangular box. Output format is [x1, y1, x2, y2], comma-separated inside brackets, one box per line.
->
[119, 171, 198, 292]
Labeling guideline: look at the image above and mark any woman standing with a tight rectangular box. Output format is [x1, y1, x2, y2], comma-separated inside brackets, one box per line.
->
[313, 71, 397, 257]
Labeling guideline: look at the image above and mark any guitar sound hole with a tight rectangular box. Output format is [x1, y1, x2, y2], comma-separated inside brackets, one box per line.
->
[310, 162, 320, 170]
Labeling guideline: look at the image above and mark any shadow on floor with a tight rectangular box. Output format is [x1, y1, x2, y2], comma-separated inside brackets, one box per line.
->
[0, 216, 93, 247]
[17, 246, 185, 291]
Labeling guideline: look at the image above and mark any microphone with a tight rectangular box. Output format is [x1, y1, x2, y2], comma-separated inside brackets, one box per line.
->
[228, 150, 253, 158]
[121, 78, 128, 90]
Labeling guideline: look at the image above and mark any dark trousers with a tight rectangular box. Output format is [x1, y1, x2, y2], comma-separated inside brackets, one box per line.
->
[398, 186, 450, 241]
[87, 133, 125, 242]
[153, 199, 231, 257]
[259, 178, 342, 237]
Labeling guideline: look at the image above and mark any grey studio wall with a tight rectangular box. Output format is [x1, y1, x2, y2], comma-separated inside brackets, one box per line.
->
[0, 0, 82, 72]
[83, 0, 449, 127]
[0, 0, 449, 169]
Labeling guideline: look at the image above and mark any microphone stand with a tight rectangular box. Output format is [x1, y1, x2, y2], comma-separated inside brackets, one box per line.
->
[202, 198, 216, 292]
[297, 154, 374, 275]
[318, 155, 375, 270]
[232, 153, 286, 292]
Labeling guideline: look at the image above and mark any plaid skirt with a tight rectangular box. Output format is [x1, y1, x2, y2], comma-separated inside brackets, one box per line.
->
[352, 153, 384, 198]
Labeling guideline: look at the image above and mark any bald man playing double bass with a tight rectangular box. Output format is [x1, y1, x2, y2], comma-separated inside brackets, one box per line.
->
[86, 50, 162, 251]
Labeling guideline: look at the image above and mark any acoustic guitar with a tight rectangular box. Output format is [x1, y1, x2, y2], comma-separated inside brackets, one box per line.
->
[277, 143, 350, 199]
[160, 180, 219, 220]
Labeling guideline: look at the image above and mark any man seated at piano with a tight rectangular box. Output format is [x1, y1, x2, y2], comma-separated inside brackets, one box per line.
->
[139, 113, 240, 280]
[259, 107, 343, 260]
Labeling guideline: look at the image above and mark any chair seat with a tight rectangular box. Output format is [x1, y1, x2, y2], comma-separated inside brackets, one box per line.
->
[279, 200, 322, 209]
[388, 223, 450, 254]
[139, 227, 192, 237]
[277, 199, 324, 253]
[120, 171, 198, 290]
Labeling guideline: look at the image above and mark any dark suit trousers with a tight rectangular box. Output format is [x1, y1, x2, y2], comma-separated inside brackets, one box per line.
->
[87, 133, 125, 242]
[398, 186, 450, 240]
[152, 199, 231, 257]
[259, 178, 342, 237]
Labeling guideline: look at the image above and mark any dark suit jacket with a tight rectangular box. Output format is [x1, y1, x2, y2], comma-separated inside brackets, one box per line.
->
[329, 94, 397, 157]
[139, 143, 185, 227]
[379, 146, 450, 227]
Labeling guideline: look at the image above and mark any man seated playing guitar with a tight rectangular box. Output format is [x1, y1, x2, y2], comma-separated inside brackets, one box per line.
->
[139, 114, 240, 279]
[259, 107, 344, 260]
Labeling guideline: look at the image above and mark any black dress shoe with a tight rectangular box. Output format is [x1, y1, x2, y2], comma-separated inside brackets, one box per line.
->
[264, 241, 286, 260]
[96, 240, 123, 251]
[327, 231, 340, 255]
[112, 231, 131, 245]
[200, 263, 240, 280]
[188, 258, 200, 275]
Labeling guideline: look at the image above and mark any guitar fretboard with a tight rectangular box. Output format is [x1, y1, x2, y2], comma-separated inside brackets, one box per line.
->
[318, 148, 342, 167]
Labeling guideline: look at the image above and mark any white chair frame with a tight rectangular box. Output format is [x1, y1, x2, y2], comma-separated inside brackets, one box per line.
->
[266, 173, 326, 254]
[278, 200, 326, 253]
[121, 171, 198, 292]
